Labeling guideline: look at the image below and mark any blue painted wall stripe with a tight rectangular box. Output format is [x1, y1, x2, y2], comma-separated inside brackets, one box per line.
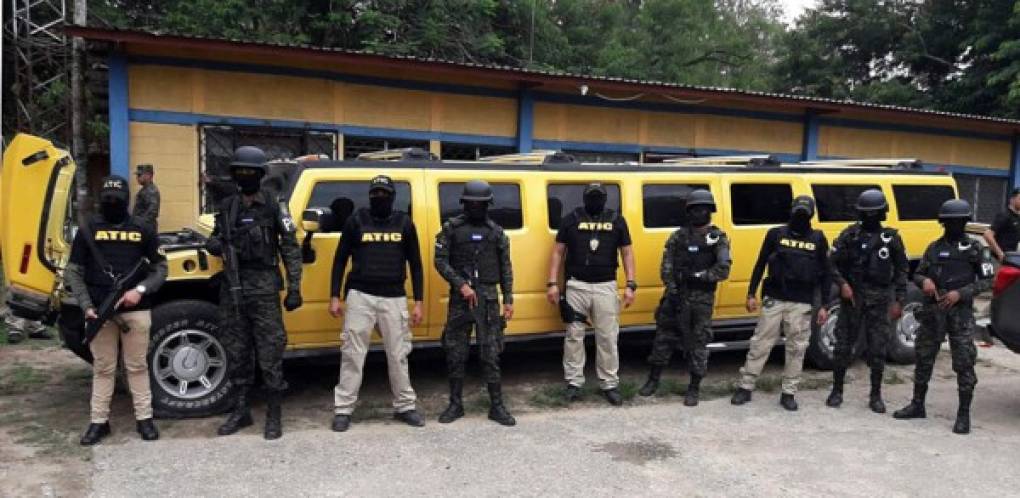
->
[108, 53, 130, 178]
[802, 111, 820, 161]
[817, 116, 1012, 141]
[529, 91, 804, 123]
[1010, 134, 1020, 188]
[517, 88, 534, 153]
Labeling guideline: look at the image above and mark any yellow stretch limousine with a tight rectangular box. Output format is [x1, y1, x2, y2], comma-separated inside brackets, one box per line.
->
[2, 134, 956, 417]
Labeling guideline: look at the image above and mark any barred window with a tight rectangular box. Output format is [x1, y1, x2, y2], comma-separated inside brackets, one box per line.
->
[441, 143, 516, 161]
[561, 150, 639, 163]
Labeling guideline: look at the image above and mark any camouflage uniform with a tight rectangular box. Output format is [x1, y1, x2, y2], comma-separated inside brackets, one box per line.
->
[132, 183, 160, 232]
[209, 191, 302, 393]
[434, 214, 513, 383]
[648, 225, 731, 376]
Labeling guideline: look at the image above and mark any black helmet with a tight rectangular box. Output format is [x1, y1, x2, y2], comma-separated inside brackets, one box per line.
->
[685, 189, 716, 212]
[460, 179, 493, 203]
[938, 199, 972, 220]
[230, 146, 267, 173]
[855, 189, 888, 212]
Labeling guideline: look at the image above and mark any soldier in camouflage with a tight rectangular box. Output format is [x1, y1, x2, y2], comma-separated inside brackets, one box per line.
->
[205, 146, 303, 440]
[894, 199, 994, 434]
[826, 189, 908, 414]
[434, 180, 516, 426]
[132, 164, 160, 232]
[638, 189, 731, 406]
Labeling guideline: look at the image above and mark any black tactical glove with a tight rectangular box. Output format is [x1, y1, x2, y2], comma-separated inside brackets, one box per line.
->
[284, 289, 303, 311]
[205, 237, 223, 257]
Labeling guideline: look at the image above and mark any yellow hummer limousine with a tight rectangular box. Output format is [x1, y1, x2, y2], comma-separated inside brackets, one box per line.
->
[2, 134, 956, 417]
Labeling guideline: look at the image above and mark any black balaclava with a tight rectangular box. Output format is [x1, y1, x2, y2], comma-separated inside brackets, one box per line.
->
[369, 192, 394, 219]
[583, 191, 606, 217]
[232, 167, 262, 195]
[859, 211, 885, 232]
[464, 200, 488, 224]
[942, 218, 967, 241]
[98, 175, 130, 224]
[688, 206, 712, 228]
[789, 195, 815, 235]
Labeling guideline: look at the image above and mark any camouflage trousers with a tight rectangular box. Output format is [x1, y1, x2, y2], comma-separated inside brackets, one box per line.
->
[441, 293, 505, 384]
[912, 301, 977, 393]
[219, 290, 289, 392]
[647, 291, 715, 377]
[833, 292, 891, 372]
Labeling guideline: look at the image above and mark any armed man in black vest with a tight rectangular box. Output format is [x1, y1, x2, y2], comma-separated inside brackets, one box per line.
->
[546, 183, 636, 406]
[894, 199, 994, 434]
[826, 189, 908, 413]
[64, 176, 168, 445]
[205, 146, 303, 440]
[732, 195, 833, 411]
[329, 175, 426, 432]
[639, 189, 731, 405]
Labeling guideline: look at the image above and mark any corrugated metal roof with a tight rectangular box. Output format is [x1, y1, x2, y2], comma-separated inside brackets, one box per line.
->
[68, 26, 1020, 128]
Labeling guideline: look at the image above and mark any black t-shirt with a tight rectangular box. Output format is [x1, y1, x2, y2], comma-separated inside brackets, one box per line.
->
[991, 209, 1020, 253]
[556, 209, 632, 283]
[68, 216, 161, 310]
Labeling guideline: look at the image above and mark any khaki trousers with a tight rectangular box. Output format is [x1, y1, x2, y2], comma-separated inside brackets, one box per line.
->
[563, 279, 620, 390]
[334, 290, 417, 415]
[89, 310, 152, 423]
[738, 298, 813, 395]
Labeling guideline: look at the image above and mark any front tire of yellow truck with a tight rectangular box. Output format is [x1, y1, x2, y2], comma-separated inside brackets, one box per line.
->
[148, 300, 237, 418]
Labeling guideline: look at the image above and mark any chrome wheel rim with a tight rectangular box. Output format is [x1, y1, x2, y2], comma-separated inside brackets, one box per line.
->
[153, 329, 227, 399]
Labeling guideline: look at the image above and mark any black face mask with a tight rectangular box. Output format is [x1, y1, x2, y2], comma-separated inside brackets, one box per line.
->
[942, 219, 967, 241]
[688, 206, 711, 227]
[789, 210, 812, 234]
[583, 193, 606, 217]
[859, 211, 885, 231]
[235, 176, 261, 195]
[369, 195, 394, 219]
[464, 201, 488, 224]
[100, 197, 129, 224]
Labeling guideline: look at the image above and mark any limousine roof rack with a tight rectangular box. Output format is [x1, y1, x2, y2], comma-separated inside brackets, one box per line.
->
[662, 155, 780, 167]
[797, 158, 924, 170]
[478, 150, 578, 165]
[356, 148, 438, 161]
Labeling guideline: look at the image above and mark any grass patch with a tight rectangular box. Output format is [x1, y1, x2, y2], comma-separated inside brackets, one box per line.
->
[15, 423, 88, 459]
[528, 384, 570, 408]
[0, 364, 52, 395]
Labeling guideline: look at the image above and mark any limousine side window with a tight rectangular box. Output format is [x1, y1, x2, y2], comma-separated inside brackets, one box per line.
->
[642, 184, 710, 228]
[730, 183, 793, 225]
[812, 184, 881, 222]
[548, 184, 622, 229]
[306, 180, 412, 233]
[438, 182, 523, 229]
[893, 185, 955, 220]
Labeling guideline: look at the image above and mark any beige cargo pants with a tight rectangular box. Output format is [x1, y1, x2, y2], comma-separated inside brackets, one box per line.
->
[563, 279, 620, 390]
[334, 290, 417, 415]
[89, 310, 152, 422]
[738, 298, 813, 395]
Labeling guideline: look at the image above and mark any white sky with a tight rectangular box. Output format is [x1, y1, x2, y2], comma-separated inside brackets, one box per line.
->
[779, 0, 819, 24]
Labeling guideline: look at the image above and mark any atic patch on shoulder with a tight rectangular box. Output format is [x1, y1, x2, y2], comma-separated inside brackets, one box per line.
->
[281, 215, 295, 233]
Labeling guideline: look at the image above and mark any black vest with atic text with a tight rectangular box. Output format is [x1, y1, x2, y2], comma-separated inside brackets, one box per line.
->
[448, 217, 502, 284]
[350, 209, 408, 283]
[565, 207, 620, 282]
[770, 226, 823, 286]
[82, 216, 151, 307]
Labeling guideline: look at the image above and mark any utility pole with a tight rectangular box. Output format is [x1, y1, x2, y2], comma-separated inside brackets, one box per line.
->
[71, 0, 88, 213]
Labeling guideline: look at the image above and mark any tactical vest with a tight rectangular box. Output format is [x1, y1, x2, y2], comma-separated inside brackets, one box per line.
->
[82, 216, 149, 287]
[846, 226, 898, 286]
[564, 208, 620, 278]
[770, 226, 822, 286]
[673, 226, 722, 292]
[227, 196, 279, 269]
[350, 209, 408, 283]
[448, 217, 502, 284]
[927, 239, 980, 291]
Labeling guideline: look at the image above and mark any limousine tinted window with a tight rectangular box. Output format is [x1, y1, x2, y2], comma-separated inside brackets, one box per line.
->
[307, 180, 412, 232]
[893, 185, 956, 220]
[642, 184, 710, 228]
[812, 184, 881, 222]
[548, 184, 622, 229]
[730, 183, 793, 225]
[439, 183, 523, 229]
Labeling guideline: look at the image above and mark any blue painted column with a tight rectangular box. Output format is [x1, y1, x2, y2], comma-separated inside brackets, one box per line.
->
[1010, 133, 1020, 189]
[108, 52, 130, 178]
[801, 110, 819, 162]
[517, 87, 534, 153]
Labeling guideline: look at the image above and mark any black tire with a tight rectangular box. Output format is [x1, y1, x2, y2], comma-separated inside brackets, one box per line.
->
[887, 283, 923, 365]
[57, 302, 92, 363]
[806, 301, 843, 370]
[148, 300, 237, 419]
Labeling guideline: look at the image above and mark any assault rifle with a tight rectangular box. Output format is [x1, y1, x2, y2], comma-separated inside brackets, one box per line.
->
[82, 258, 149, 345]
[220, 198, 243, 316]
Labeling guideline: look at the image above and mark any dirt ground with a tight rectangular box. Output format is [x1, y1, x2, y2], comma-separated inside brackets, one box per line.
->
[3, 319, 1019, 497]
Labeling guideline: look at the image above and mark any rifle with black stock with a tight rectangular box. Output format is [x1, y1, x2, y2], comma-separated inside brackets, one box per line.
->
[82, 258, 148, 345]
[220, 198, 243, 317]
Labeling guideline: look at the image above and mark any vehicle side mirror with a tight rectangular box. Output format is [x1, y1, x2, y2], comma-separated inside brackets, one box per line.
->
[300, 207, 332, 264]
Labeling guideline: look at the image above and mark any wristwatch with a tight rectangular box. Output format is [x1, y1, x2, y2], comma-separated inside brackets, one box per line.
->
[546, 282, 558, 288]
[626, 280, 638, 291]
[134, 285, 147, 295]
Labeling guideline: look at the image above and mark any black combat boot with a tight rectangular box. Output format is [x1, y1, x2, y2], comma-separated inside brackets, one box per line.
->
[487, 383, 516, 426]
[730, 388, 752, 405]
[438, 378, 465, 424]
[893, 383, 927, 419]
[953, 391, 973, 435]
[684, 374, 702, 407]
[780, 393, 798, 411]
[639, 366, 663, 397]
[869, 369, 886, 414]
[826, 368, 845, 408]
[394, 409, 426, 427]
[79, 422, 111, 446]
[136, 418, 159, 441]
[218, 387, 253, 436]
[6, 328, 25, 344]
[331, 414, 351, 432]
[264, 391, 283, 440]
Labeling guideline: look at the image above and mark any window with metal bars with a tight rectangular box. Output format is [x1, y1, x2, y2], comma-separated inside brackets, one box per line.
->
[562, 150, 639, 163]
[440, 143, 516, 161]
[342, 136, 429, 160]
[954, 174, 1008, 223]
